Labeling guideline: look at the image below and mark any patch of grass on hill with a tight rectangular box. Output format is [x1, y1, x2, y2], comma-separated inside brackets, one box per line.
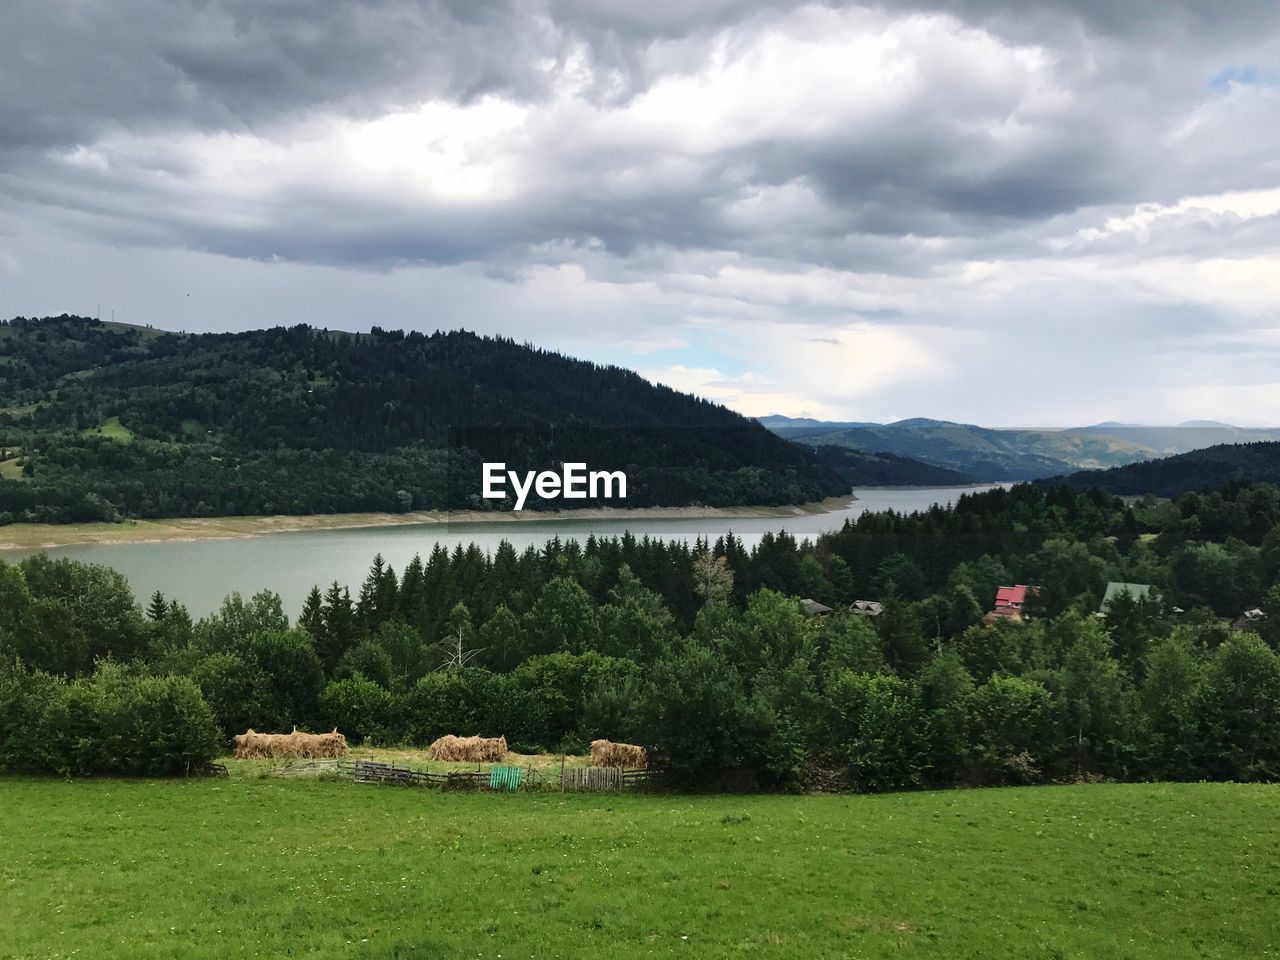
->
[0, 458, 24, 480]
[80, 415, 133, 443]
[0, 780, 1275, 959]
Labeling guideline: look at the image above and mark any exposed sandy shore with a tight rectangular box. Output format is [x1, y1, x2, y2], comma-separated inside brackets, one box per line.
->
[0, 494, 857, 550]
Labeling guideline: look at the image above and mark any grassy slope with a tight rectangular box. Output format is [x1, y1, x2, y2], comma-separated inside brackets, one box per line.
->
[1, 780, 1276, 959]
[80, 415, 134, 443]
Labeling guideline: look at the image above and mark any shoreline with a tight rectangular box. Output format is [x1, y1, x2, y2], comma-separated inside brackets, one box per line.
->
[0, 493, 858, 551]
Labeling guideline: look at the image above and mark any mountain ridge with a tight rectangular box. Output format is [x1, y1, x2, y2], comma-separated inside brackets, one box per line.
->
[1055, 441, 1280, 497]
[759, 415, 1280, 481]
[0, 315, 847, 523]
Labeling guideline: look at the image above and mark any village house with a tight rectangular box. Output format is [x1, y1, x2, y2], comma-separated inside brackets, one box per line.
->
[799, 598, 834, 617]
[849, 600, 883, 617]
[985, 584, 1036, 623]
[1099, 582, 1155, 616]
[1231, 608, 1266, 632]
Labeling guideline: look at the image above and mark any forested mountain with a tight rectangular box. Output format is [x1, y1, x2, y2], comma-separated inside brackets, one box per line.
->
[0, 316, 845, 523]
[767, 417, 1151, 480]
[1060, 442, 1280, 497]
[811, 445, 975, 485]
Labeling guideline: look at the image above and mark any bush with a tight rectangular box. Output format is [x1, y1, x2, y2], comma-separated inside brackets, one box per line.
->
[0, 660, 222, 776]
[511, 652, 641, 748]
[960, 675, 1058, 786]
[191, 652, 267, 740]
[823, 670, 928, 792]
[402, 670, 550, 749]
[319, 676, 398, 744]
[642, 640, 791, 789]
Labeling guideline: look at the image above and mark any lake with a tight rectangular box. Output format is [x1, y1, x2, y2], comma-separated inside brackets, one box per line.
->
[4, 486, 996, 617]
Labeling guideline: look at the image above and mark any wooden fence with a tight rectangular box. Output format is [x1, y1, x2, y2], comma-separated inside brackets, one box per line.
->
[273, 758, 657, 792]
[559, 766, 660, 792]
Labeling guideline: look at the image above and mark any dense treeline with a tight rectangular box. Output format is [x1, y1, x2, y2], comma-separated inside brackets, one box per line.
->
[4, 480, 1280, 786]
[0, 315, 844, 523]
[1059, 441, 1280, 497]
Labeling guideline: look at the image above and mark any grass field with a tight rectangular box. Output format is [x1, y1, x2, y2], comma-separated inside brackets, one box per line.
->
[80, 415, 134, 443]
[1, 780, 1276, 959]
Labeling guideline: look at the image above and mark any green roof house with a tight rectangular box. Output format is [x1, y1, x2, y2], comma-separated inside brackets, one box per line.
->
[1099, 581, 1155, 615]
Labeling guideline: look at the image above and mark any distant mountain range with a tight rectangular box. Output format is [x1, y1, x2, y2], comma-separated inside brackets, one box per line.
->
[1061, 421, 1280, 455]
[760, 415, 1280, 482]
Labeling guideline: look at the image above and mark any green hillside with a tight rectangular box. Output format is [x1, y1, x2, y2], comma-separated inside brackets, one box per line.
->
[811, 444, 975, 485]
[0, 316, 846, 523]
[1061, 441, 1280, 496]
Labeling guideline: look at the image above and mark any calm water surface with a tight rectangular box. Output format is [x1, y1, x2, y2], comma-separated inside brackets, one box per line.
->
[5, 486, 997, 617]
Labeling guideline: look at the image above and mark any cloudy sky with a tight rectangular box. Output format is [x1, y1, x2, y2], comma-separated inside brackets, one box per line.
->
[3, 1, 1280, 426]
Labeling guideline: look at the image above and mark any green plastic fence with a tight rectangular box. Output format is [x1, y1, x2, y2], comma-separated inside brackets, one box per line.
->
[488, 766, 523, 791]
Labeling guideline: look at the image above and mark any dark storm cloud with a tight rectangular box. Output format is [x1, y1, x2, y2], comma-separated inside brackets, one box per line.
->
[888, 0, 1280, 43]
[0, 0, 557, 150]
[2, 0, 1279, 294]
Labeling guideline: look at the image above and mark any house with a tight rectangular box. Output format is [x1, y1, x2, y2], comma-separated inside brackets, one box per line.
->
[1099, 582, 1154, 615]
[1231, 608, 1266, 633]
[849, 600, 883, 617]
[985, 584, 1036, 623]
[800, 598, 834, 617]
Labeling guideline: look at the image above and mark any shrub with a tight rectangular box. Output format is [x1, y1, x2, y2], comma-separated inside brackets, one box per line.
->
[961, 675, 1058, 786]
[0, 660, 222, 776]
[823, 670, 928, 792]
[319, 676, 398, 744]
[642, 640, 791, 789]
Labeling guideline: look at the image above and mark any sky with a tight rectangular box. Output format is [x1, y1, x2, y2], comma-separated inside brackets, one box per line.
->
[2, 1, 1280, 427]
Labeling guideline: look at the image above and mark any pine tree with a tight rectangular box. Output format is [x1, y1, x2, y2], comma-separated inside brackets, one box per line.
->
[299, 586, 324, 639]
[146, 590, 168, 622]
[320, 582, 357, 674]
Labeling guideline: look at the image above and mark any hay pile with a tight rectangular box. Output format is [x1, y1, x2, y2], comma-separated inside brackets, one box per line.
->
[590, 739, 647, 769]
[234, 727, 348, 760]
[426, 734, 508, 762]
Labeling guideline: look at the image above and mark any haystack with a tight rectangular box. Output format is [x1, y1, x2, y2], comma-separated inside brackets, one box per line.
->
[234, 727, 348, 760]
[590, 739, 647, 769]
[426, 734, 508, 762]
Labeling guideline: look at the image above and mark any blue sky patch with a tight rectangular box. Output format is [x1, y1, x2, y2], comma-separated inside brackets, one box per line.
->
[1209, 64, 1280, 89]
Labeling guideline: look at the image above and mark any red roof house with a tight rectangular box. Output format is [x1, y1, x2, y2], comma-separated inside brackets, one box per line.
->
[994, 585, 1031, 609]
[985, 584, 1037, 623]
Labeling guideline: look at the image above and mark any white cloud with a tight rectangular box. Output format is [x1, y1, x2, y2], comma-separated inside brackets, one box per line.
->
[3, 1, 1280, 424]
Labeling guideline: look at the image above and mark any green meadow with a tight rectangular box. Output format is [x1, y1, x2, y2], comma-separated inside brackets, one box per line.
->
[79, 415, 135, 443]
[2, 779, 1277, 959]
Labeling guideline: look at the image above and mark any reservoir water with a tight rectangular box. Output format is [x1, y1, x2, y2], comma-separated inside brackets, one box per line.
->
[3, 486, 997, 617]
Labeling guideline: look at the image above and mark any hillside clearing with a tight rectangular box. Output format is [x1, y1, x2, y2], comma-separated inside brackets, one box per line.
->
[80, 415, 134, 443]
[1, 780, 1275, 959]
